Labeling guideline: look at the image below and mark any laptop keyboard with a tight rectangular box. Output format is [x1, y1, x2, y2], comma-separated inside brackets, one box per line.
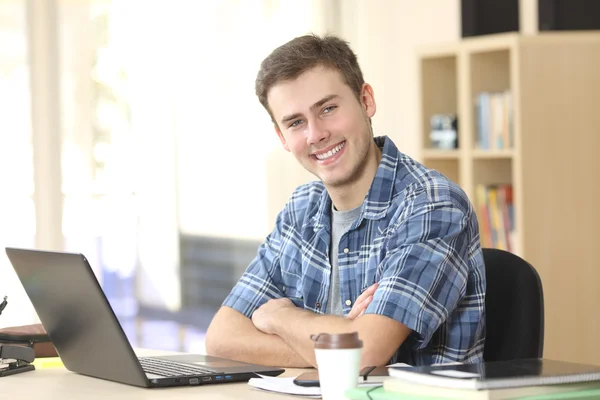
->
[139, 357, 215, 377]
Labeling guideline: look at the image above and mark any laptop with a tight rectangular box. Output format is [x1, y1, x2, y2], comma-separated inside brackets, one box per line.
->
[4, 247, 284, 387]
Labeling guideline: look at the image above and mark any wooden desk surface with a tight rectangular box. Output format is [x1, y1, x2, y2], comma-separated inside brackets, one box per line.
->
[2, 349, 309, 399]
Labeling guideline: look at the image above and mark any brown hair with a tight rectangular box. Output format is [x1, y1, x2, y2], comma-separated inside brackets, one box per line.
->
[255, 33, 365, 123]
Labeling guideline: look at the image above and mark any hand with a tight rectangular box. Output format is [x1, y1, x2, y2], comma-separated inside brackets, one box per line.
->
[346, 283, 378, 320]
[252, 298, 295, 335]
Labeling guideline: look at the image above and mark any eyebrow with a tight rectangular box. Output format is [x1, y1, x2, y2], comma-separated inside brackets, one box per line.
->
[280, 94, 339, 125]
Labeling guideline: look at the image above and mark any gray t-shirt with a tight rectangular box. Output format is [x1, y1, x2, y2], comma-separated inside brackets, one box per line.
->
[326, 203, 362, 315]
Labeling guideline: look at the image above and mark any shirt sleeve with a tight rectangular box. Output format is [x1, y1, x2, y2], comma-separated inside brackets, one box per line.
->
[221, 208, 287, 318]
[366, 193, 474, 348]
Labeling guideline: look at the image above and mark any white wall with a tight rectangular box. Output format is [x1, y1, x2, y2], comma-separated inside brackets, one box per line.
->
[174, 0, 334, 241]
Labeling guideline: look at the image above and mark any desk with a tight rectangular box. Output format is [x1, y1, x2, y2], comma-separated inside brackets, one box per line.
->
[3, 349, 309, 399]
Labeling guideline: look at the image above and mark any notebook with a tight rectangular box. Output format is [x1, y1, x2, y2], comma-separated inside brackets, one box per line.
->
[383, 379, 600, 400]
[346, 386, 600, 400]
[5, 247, 284, 388]
[387, 359, 600, 391]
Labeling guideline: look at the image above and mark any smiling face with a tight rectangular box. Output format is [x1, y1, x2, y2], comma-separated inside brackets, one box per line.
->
[268, 66, 379, 190]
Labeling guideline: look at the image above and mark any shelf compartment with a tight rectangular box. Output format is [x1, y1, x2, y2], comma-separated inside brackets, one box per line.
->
[471, 50, 511, 95]
[472, 149, 514, 159]
[423, 159, 460, 187]
[422, 149, 460, 160]
[421, 55, 458, 149]
[473, 158, 512, 187]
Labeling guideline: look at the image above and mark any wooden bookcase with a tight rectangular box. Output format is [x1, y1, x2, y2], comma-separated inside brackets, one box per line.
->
[417, 32, 600, 365]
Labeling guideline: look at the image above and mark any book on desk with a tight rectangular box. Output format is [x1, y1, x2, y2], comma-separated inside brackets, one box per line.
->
[346, 359, 600, 400]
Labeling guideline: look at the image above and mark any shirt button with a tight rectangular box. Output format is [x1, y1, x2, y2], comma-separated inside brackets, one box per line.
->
[282, 286, 286, 293]
[345, 299, 352, 306]
[315, 302, 321, 309]
[343, 248, 349, 254]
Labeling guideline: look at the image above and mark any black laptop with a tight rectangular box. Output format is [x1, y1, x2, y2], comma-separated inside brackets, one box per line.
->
[5, 247, 284, 387]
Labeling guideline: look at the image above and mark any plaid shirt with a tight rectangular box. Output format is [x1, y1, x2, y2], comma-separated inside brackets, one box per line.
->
[223, 136, 486, 365]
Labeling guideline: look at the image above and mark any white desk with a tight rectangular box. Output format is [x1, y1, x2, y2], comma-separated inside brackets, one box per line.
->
[2, 349, 309, 399]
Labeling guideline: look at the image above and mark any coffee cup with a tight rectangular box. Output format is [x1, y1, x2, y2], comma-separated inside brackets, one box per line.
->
[310, 332, 363, 400]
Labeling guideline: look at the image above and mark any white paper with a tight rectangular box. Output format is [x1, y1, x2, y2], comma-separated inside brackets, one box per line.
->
[248, 374, 321, 398]
[430, 370, 480, 378]
[386, 362, 411, 368]
[432, 361, 464, 367]
[248, 373, 386, 398]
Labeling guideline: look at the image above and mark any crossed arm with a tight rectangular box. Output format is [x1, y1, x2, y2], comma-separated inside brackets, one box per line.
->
[205, 283, 411, 369]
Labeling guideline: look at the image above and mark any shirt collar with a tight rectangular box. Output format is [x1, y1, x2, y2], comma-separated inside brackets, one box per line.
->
[311, 135, 399, 230]
[361, 135, 399, 220]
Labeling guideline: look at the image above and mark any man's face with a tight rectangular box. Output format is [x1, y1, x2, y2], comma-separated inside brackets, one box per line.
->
[267, 66, 376, 188]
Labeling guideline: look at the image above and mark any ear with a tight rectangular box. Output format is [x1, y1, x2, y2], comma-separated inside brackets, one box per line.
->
[360, 83, 376, 118]
[274, 124, 290, 152]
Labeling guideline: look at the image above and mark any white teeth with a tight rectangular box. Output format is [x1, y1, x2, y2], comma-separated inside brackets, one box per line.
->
[315, 141, 345, 160]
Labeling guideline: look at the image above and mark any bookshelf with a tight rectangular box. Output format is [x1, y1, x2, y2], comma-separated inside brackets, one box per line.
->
[417, 32, 600, 365]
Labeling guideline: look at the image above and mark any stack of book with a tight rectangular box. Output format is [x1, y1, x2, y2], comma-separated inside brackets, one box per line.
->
[475, 91, 514, 150]
[475, 184, 514, 252]
[346, 359, 600, 400]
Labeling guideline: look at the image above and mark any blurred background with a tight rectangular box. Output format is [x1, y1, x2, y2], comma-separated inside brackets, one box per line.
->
[1, 0, 598, 363]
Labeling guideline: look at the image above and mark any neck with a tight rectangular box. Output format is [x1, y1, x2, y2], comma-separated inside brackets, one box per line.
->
[327, 141, 382, 211]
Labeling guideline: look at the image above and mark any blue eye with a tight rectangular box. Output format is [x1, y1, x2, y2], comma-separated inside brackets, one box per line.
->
[323, 105, 337, 114]
[289, 120, 303, 128]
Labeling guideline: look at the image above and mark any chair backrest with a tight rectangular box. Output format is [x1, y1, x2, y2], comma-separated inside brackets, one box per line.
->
[482, 248, 545, 362]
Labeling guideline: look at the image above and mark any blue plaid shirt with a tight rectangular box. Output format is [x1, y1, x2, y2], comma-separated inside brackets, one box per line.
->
[223, 136, 486, 365]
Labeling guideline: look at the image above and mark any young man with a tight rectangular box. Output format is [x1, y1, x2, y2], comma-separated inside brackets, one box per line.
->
[205, 34, 486, 369]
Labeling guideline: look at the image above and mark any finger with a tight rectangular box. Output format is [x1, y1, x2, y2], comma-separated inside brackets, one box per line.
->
[347, 295, 372, 320]
[346, 283, 378, 320]
[362, 295, 372, 309]
[362, 283, 379, 299]
[346, 306, 359, 319]
[347, 299, 365, 319]
[356, 296, 373, 318]
[368, 282, 379, 293]
[354, 283, 378, 306]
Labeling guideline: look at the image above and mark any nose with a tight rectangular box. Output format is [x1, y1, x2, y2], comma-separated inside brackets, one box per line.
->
[306, 118, 330, 146]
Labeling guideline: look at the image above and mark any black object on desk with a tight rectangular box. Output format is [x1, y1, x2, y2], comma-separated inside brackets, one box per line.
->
[293, 366, 389, 387]
[0, 295, 38, 377]
[0, 344, 35, 376]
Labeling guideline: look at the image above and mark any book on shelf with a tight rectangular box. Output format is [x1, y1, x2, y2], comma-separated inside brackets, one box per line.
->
[476, 91, 513, 150]
[475, 184, 514, 251]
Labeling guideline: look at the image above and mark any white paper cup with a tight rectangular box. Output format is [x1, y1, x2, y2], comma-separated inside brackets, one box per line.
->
[311, 332, 363, 400]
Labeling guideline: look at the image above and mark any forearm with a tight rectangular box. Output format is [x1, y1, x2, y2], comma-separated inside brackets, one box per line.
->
[205, 306, 311, 368]
[273, 309, 357, 368]
[272, 309, 408, 368]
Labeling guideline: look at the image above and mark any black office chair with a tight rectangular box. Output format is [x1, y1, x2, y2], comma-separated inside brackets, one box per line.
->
[482, 248, 545, 362]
